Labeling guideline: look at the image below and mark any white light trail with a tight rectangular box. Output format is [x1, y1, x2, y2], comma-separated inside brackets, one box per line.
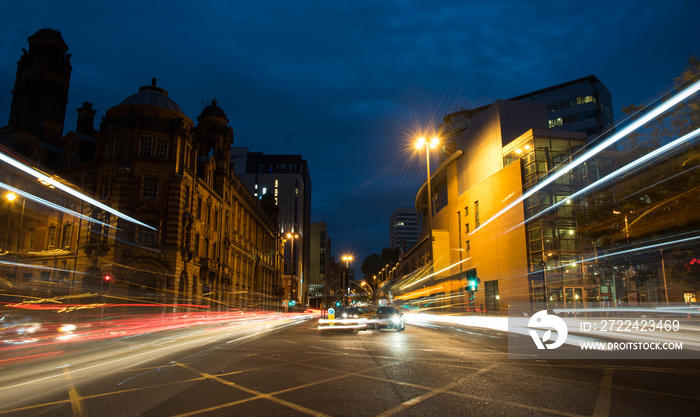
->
[470, 78, 700, 236]
[508, 126, 700, 231]
[0, 182, 115, 230]
[0, 150, 156, 230]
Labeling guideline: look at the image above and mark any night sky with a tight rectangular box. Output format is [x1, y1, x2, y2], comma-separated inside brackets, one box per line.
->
[1, 1, 698, 265]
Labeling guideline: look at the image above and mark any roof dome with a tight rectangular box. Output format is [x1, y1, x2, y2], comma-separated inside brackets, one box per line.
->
[29, 28, 67, 45]
[119, 78, 183, 114]
[200, 99, 227, 118]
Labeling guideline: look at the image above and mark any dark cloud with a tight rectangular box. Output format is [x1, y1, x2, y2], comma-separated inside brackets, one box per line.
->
[0, 0, 698, 264]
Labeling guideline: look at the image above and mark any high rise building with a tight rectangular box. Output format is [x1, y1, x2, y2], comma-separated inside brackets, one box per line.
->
[309, 221, 331, 308]
[389, 207, 419, 250]
[231, 147, 312, 308]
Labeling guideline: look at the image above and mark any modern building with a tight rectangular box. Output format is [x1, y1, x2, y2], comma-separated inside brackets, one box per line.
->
[231, 147, 312, 308]
[309, 221, 331, 309]
[382, 91, 617, 312]
[389, 207, 419, 251]
[1, 29, 284, 311]
[509, 75, 615, 143]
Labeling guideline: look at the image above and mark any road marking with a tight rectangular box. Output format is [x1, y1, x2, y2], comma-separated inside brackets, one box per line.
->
[593, 368, 614, 417]
[173, 362, 332, 417]
[62, 368, 86, 417]
[374, 364, 498, 417]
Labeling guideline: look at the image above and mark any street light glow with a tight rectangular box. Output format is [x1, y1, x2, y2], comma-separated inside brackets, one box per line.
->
[6, 192, 17, 202]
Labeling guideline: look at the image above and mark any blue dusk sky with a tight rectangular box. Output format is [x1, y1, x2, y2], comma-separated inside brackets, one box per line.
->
[0, 0, 698, 265]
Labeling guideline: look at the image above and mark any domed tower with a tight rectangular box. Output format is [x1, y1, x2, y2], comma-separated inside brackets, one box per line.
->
[194, 99, 234, 192]
[5, 28, 72, 168]
[85, 79, 195, 298]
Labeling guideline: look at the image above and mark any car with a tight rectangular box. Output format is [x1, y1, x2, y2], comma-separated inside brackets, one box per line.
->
[317, 307, 375, 333]
[374, 306, 405, 331]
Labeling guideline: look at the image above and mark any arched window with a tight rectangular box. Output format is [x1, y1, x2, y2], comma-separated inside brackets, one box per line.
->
[47, 226, 56, 250]
[61, 224, 72, 249]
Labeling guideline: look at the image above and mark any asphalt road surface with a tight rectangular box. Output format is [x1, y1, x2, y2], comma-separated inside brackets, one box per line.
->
[1, 317, 698, 416]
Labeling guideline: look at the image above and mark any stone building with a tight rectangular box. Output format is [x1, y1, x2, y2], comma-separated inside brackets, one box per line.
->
[1, 29, 284, 311]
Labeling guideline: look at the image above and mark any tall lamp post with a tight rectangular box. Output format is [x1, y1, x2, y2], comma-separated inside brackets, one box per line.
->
[416, 136, 439, 261]
[342, 255, 353, 307]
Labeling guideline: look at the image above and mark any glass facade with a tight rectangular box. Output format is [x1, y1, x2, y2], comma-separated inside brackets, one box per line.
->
[504, 134, 615, 308]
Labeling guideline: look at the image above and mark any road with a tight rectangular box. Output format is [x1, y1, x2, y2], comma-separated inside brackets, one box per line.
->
[1, 315, 698, 416]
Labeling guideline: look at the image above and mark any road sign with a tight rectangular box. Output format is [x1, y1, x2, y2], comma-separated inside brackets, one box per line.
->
[328, 308, 335, 320]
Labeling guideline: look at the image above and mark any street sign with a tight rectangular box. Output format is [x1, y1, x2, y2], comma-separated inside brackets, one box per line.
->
[328, 308, 335, 320]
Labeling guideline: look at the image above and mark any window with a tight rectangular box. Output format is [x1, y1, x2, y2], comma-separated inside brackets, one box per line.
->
[68, 148, 77, 165]
[28, 230, 35, 250]
[47, 226, 56, 250]
[61, 224, 72, 249]
[101, 176, 111, 199]
[143, 177, 158, 199]
[155, 137, 168, 159]
[137, 229, 157, 245]
[139, 135, 153, 157]
[474, 201, 480, 229]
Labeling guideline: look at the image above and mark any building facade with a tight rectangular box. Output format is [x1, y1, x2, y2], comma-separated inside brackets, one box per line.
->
[509, 75, 615, 142]
[1, 30, 284, 311]
[389, 207, 419, 251]
[382, 92, 616, 312]
[309, 221, 331, 309]
[231, 147, 312, 308]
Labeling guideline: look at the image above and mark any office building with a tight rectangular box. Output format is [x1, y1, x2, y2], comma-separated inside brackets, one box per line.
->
[389, 207, 419, 251]
[231, 147, 312, 308]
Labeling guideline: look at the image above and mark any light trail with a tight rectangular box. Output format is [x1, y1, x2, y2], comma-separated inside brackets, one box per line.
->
[0, 182, 115, 230]
[541, 233, 700, 274]
[400, 257, 471, 290]
[469, 78, 700, 236]
[507, 126, 700, 232]
[0, 150, 156, 230]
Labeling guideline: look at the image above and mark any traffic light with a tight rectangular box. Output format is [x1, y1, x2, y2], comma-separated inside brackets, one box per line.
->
[466, 277, 480, 292]
[103, 274, 113, 282]
[335, 301, 341, 307]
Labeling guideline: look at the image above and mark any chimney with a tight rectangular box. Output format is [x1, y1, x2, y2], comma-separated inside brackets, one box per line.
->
[76, 102, 96, 135]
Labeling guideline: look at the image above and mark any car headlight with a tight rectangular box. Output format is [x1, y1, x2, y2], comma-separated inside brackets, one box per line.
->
[391, 316, 401, 324]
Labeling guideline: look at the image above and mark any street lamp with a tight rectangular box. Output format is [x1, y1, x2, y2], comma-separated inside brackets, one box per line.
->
[5, 192, 25, 253]
[286, 233, 299, 275]
[286, 233, 299, 306]
[342, 255, 353, 307]
[416, 136, 439, 261]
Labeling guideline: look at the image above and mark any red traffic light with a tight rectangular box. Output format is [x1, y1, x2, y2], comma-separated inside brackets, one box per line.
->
[103, 274, 112, 281]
